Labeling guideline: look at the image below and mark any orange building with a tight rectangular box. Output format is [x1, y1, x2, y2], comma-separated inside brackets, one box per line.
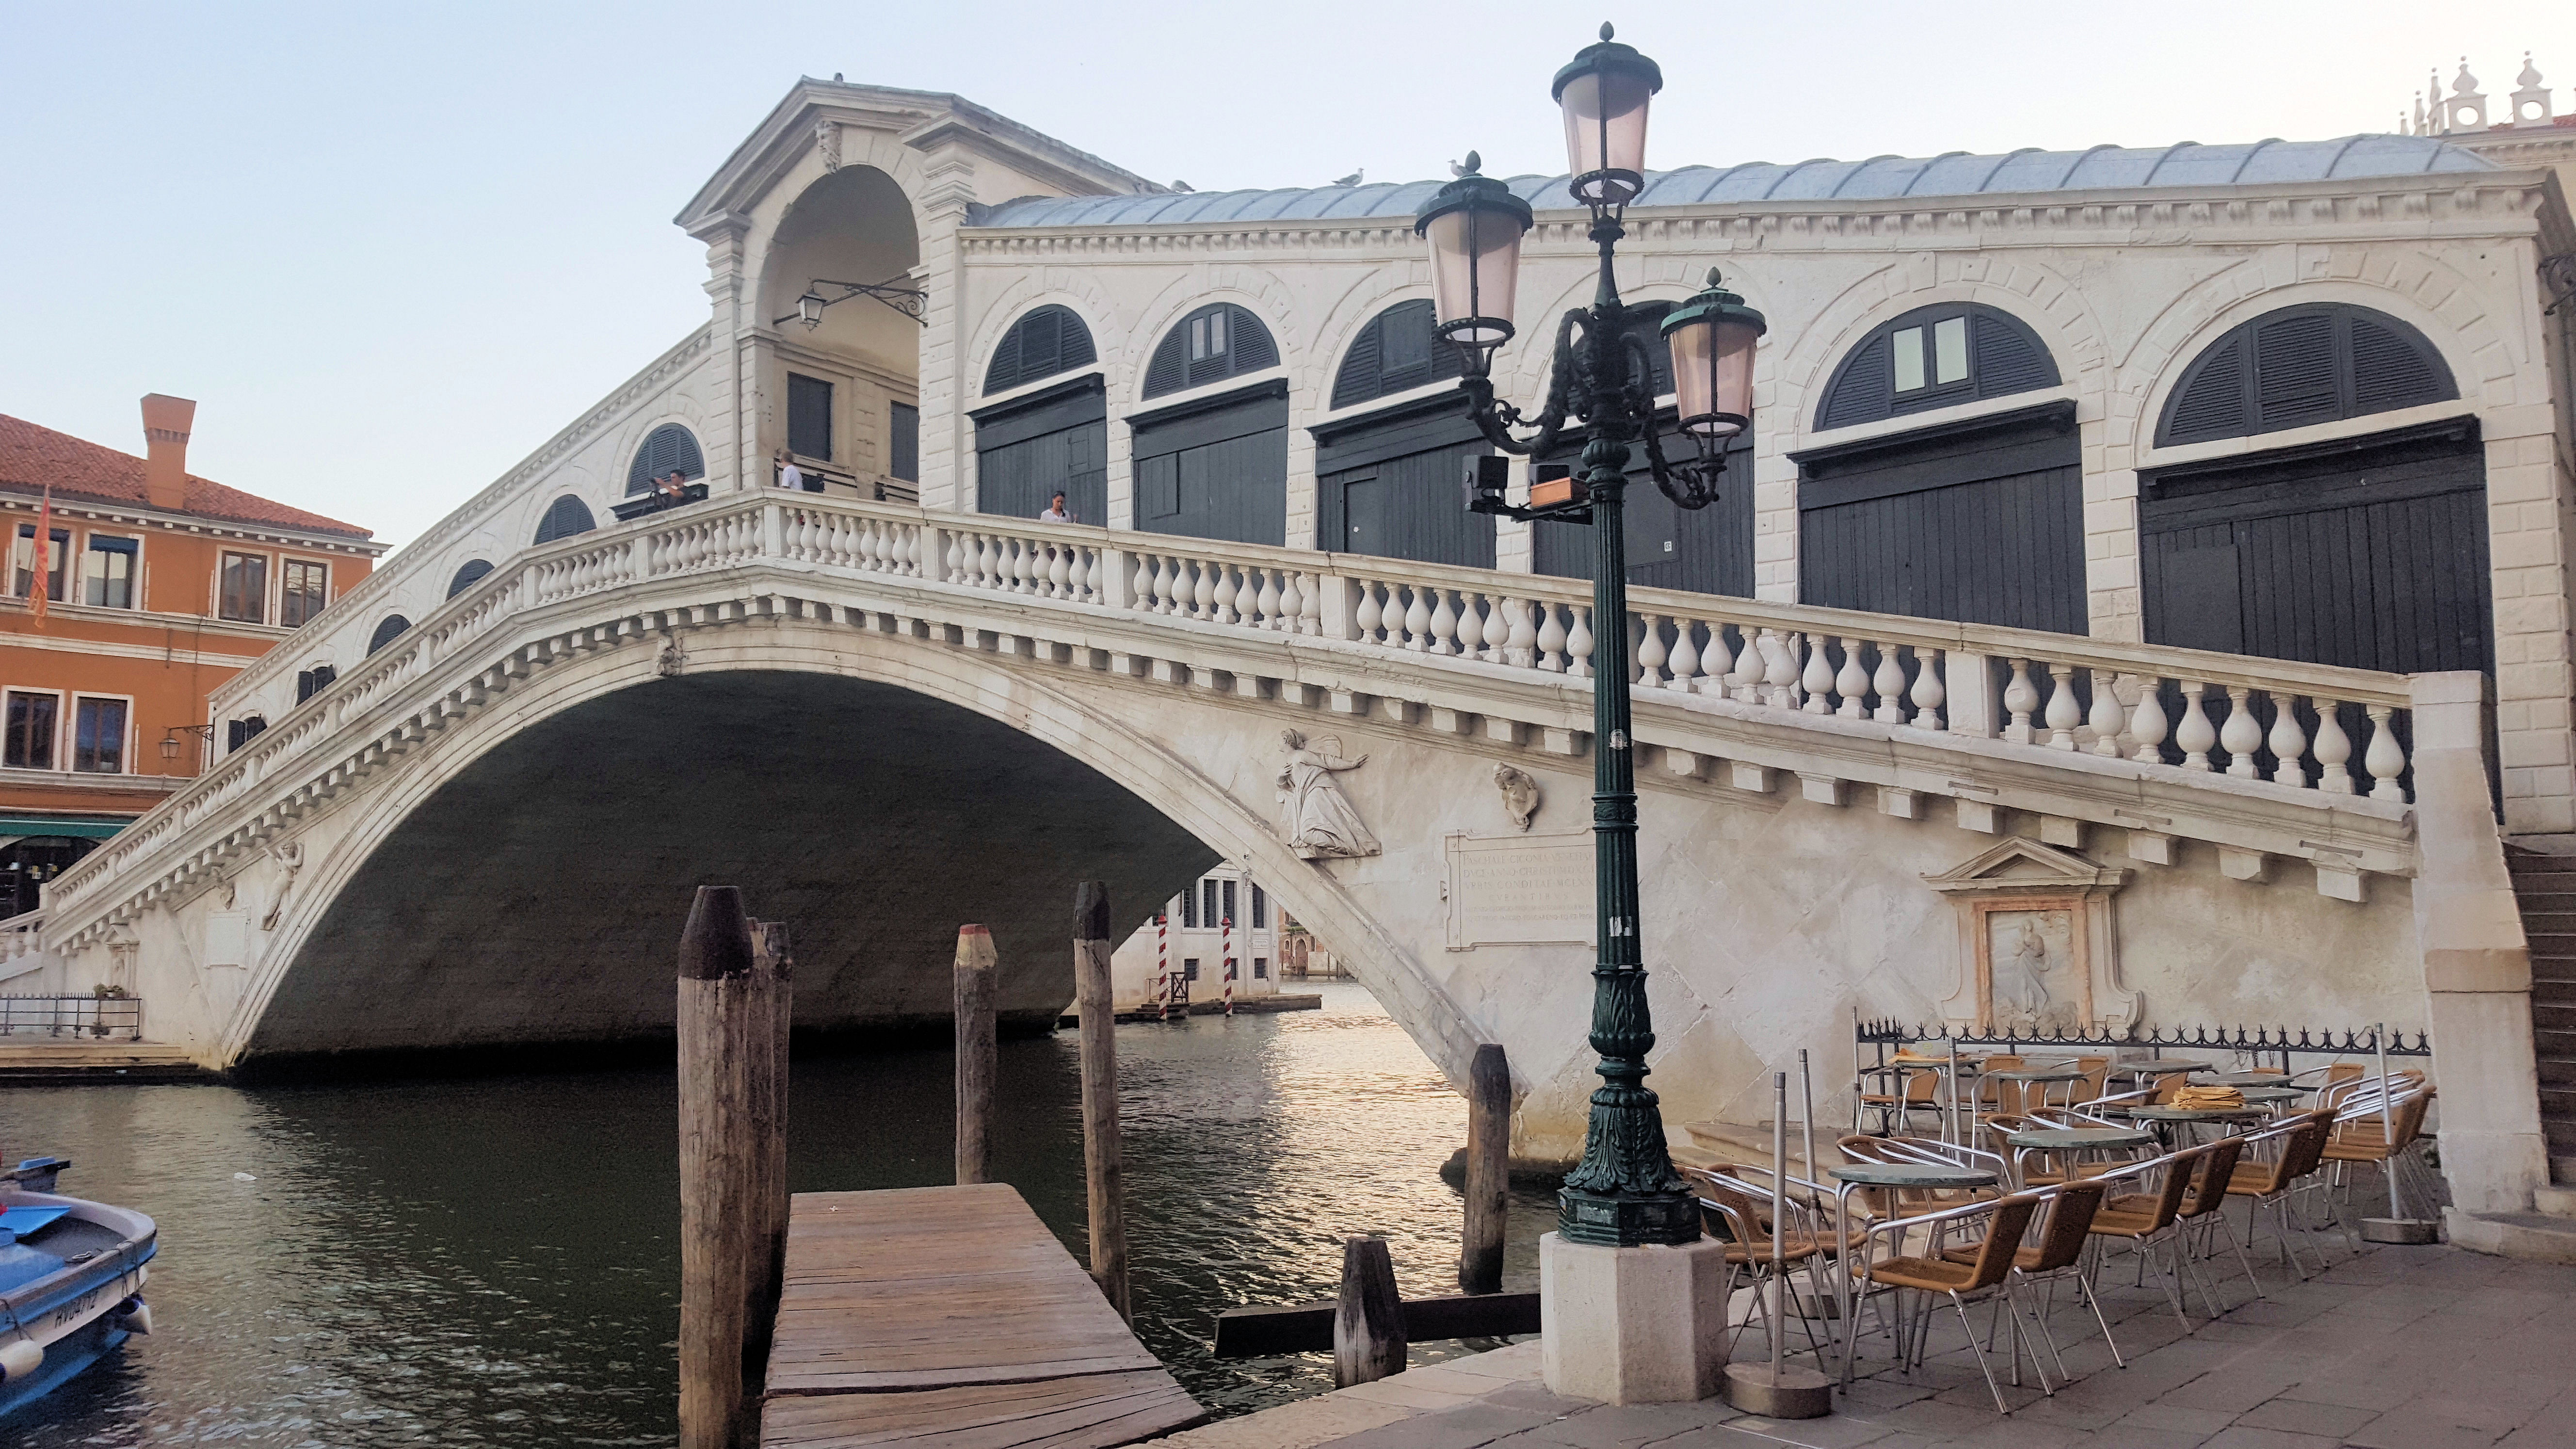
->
[0, 396, 380, 917]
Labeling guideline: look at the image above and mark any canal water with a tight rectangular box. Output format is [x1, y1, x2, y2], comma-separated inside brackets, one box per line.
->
[4, 981, 1562, 1445]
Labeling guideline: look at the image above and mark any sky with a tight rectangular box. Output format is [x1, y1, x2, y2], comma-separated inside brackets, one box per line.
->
[1, 1, 2566, 550]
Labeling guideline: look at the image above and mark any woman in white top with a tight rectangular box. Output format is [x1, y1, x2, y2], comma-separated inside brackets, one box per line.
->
[1040, 491, 1072, 523]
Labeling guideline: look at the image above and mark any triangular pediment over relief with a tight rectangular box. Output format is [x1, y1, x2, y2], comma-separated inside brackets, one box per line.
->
[1922, 836, 2126, 894]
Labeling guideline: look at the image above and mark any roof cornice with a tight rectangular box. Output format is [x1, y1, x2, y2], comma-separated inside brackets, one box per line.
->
[960, 168, 2567, 257]
[0, 489, 385, 555]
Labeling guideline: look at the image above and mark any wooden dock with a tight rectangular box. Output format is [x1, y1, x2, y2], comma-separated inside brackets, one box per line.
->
[0, 1041, 207, 1082]
[761, 1182, 1205, 1449]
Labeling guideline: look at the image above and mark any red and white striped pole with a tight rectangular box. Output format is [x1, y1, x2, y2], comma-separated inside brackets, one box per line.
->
[1158, 912, 1171, 1020]
[1222, 915, 1236, 1017]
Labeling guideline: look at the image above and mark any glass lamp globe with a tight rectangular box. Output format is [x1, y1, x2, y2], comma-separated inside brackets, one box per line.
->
[1413, 152, 1535, 375]
[1661, 269, 1767, 438]
[1552, 24, 1662, 209]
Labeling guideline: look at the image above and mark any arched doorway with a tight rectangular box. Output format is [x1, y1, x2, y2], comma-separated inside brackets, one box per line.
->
[761, 166, 923, 500]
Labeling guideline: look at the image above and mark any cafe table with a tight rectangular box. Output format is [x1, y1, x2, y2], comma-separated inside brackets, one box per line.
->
[2001, 1126, 2156, 1187]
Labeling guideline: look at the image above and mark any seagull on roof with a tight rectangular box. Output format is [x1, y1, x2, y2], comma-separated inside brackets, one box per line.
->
[1171, 179, 1193, 192]
[1331, 168, 1363, 187]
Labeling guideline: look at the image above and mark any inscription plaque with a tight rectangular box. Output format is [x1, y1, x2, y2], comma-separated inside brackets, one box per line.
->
[1445, 831, 1594, 950]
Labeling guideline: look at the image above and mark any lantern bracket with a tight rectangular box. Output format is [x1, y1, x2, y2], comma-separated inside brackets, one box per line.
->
[774, 276, 929, 329]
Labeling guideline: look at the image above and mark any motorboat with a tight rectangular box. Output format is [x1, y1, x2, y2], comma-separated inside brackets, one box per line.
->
[0, 1155, 155, 1418]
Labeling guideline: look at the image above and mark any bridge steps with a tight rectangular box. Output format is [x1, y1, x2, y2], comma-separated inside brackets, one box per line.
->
[2508, 847, 2576, 1181]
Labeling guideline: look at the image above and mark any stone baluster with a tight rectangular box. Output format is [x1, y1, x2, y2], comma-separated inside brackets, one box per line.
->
[1070, 547, 1092, 602]
[1016, 538, 1040, 594]
[1256, 569, 1281, 627]
[2129, 682, 2171, 764]
[2270, 694, 2310, 788]
[1800, 634, 1835, 715]
[2175, 682, 2217, 770]
[1504, 597, 1536, 667]
[2313, 700, 2355, 793]
[1835, 637, 1870, 720]
[1565, 606, 1594, 678]
[1870, 642, 1906, 724]
[1400, 585, 1430, 650]
[2001, 659, 2039, 743]
[1356, 579, 1385, 644]
[1187, 561, 1215, 621]
[2043, 664, 2081, 750]
[1299, 573, 1323, 635]
[1481, 593, 1512, 663]
[2220, 686, 2263, 778]
[1429, 589, 1460, 655]
[1050, 544, 1073, 598]
[1536, 601, 1567, 671]
[1762, 629, 1799, 709]
[1911, 647, 1947, 730]
[1699, 621, 1734, 695]
[2087, 669, 2125, 757]
[1131, 553, 1155, 612]
[1730, 628, 1766, 705]
[1637, 614, 1669, 686]
[1666, 618, 1701, 692]
[1157, 554, 1183, 614]
[967, 533, 991, 590]
[1211, 564, 1239, 624]
[856, 518, 881, 572]
[2365, 705, 2406, 800]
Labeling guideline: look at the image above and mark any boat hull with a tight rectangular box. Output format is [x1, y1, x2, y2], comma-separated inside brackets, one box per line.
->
[0, 1186, 155, 1419]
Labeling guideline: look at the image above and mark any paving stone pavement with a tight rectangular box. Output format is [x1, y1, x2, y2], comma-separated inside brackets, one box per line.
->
[1170, 1239, 2576, 1449]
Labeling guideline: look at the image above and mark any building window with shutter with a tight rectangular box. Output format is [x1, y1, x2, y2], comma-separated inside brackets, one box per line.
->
[788, 373, 835, 461]
[72, 697, 126, 773]
[1816, 304, 2060, 430]
[1180, 887, 1197, 929]
[1143, 304, 1281, 399]
[280, 559, 328, 628]
[1183, 958, 1200, 981]
[225, 715, 267, 753]
[218, 551, 268, 623]
[983, 306, 1099, 395]
[533, 495, 596, 545]
[2154, 303, 2459, 448]
[1253, 958, 1269, 980]
[1221, 879, 1237, 926]
[448, 559, 494, 598]
[889, 402, 920, 482]
[368, 615, 411, 656]
[625, 424, 706, 495]
[82, 535, 137, 609]
[1203, 879, 1222, 928]
[295, 666, 338, 704]
[4, 691, 58, 770]
[1250, 884, 1267, 929]
[13, 527, 68, 602]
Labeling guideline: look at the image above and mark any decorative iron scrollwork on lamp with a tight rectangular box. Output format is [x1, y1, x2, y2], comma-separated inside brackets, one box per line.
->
[777, 276, 929, 329]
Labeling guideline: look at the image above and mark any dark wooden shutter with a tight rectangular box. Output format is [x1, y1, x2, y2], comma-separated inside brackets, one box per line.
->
[889, 402, 920, 482]
[1973, 311, 2054, 396]
[983, 326, 1023, 395]
[2351, 315, 2445, 413]
[984, 306, 1099, 395]
[447, 559, 494, 598]
[626, 424, 705, 493]
[787, 373, 834, 460]
[1332, 316, 1386, 409]
[2253, 312, 2339, 432]
[368, 615, 411, 655]
[2163, 335, 2247, 444]
[1819, 334, 1894, 428]
[1227, 306, 1278, 372]
[534, 495, 595, 544]
[295, 670, 315, 704]
[310, 664, 335, 692]
[1143, 328, 1189, 398]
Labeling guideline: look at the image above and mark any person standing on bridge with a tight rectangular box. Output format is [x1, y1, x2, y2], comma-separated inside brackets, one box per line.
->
[1040, 490, 1072, 524]
[775, 449, 805, 491]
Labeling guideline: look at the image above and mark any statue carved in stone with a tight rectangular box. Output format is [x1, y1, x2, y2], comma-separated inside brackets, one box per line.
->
[261, 841, 304, 932]
[1276, 730, 1378, 860]
[1493, 762, 1541, 831]
[658, 636, 687, 677]
[814, 119, 842, 171]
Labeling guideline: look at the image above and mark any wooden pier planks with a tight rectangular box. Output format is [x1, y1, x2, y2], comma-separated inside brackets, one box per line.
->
[762, 1183, 1204, 1449]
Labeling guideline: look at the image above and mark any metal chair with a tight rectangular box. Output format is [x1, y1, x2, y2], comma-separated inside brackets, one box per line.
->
[2224, 1109, 2337, 1279]
[2082, 1145, 2205, 1333]
[1845, 1192, 2049, 1413]
[1683, 1166, 1835, 1364]
[1941, 1179, 2118, 1376]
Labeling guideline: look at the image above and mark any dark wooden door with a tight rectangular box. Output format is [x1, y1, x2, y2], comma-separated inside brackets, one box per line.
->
[1794, 402, 2083, 632]
[1310, 394, 1496, 567]
[1533, 424, 1755, 595]
[2141, 419, 2489, 675]
[972, 376, 1108, 525]
[1131, 384, 1289, 546]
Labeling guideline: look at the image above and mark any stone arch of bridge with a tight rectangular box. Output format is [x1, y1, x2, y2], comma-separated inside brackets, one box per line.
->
[224, 616, 1488, 1080]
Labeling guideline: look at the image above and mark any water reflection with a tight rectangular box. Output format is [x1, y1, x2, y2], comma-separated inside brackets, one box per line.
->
[5, 982, 1555, 1444]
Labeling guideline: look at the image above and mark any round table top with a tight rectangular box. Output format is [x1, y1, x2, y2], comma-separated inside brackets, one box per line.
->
[2128, 1104, 2270, 1121]
[1891, 1054, 1982, 1068]
[2197, 1071, 2299, 1086]
[1988, 1067, 2092, 1082]
[2004, 1127, 2157, 1149]
[2234, 1086, 2310, 1104]
[1829, 1162, 1999, 1189]
[2109, 1060, 2215, 1078]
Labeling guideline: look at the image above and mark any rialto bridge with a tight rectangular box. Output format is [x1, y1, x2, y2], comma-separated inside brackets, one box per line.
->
[9, 488, 2545, 1217]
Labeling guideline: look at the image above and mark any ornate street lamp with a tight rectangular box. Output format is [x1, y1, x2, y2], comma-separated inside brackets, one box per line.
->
[1417, 23, 1765, 1250]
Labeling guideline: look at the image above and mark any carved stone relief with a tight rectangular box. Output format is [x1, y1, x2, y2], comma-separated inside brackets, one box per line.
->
[1275, 730, 1378, 860]
[1925, 837, 2136, 1034]
[1493, 762, 1541, 831]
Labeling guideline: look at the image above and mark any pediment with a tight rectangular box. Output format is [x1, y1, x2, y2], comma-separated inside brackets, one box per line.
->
[1923, 836, 2125, 894]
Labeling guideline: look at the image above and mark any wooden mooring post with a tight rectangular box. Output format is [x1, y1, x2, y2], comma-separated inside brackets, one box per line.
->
[677, 886, 787, 1449]
[1334, 1235, 1405, 1386]
[1459, 1043, 1509, 1295]
[953, 924, 998, 1186]
[1075, 882, 1131, 1320]
[745, 920, 793, 1393]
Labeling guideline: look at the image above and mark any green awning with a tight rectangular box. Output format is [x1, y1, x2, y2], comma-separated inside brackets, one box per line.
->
[0, 816, 133, 839]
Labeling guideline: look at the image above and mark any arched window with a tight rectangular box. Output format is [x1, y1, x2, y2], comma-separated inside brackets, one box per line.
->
[368, 615, 411, 656]
[533, 495, 596, 545]
[624, 424, 705, 495]
[983, 305, 1098, 395]
[1142, 304, 1279, 399]
[447, 559, 494, 598]
[1816, 304, 2059, 430]
[2155, 304, 2456, 447]
[1330, 301, 1463, 409]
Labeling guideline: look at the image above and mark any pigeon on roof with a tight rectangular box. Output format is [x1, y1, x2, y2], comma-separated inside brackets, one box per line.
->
[1331, 168, 1363, 186]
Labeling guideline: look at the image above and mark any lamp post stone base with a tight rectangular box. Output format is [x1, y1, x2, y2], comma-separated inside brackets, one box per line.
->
[1539, 1231, 1730, 1404]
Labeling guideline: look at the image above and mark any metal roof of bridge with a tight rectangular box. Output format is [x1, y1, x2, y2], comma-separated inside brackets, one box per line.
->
[968, 135, 2493, 229]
